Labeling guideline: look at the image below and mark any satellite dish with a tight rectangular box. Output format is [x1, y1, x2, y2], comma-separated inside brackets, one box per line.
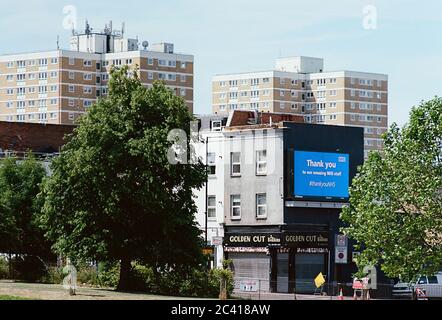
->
[142, 41, 149, 50]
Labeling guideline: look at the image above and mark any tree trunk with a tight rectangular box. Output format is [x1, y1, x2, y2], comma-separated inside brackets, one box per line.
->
[117, 257, 132, 292]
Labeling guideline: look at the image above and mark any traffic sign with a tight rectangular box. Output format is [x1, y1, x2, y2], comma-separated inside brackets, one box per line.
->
[335, 247, 348, 264]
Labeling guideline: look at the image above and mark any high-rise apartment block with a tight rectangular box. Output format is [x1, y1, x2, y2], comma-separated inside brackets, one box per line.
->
[212, 56, 388, 157]
[0, 22, 194, 125]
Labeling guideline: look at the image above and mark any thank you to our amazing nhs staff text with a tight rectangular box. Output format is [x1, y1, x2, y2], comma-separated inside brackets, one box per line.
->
[294, 151, 350, 199]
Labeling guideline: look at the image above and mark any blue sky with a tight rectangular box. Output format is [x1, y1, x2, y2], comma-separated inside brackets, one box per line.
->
[2, 0, 442, 126]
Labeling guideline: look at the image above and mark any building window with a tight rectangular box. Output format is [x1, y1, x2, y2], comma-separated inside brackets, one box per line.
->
[68, 99, 75, 107]
[207, 153, 216, 175]
[181, 62, 186, 69]
[147, 58, 154, 65]
[231, 152, 241, 176]
[211, 120, 222, 132]
[83, 60, 92, 67]
[68, 113, 74, 120]
[256, 150, 267, 175]
[251, 78, 260, 86]
[180, 88, 186, 96]
[148, 72, 153, 80]
[180, 75, 186, 82]
[208, 196, 216, 219]
[69, 57, 75, 65]
[69, 72, 75, 80]
[83, 87, 92, 94]
[51, 58, 58, 64]
[68, 85, 75, 93]
[231, 195, 241, 219]
[256, 194, 267, 219]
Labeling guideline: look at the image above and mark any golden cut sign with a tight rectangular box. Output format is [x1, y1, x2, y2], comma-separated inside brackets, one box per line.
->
[225, 234, 282, 247]
[284, 232, 329, 248]
[224, 232, 329, 248]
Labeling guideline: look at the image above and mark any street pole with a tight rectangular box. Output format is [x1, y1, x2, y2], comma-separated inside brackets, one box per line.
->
[205, 136, 209, 246]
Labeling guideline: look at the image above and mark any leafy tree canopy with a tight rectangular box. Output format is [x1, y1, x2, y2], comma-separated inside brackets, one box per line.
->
[0, 155, 50, 258]
[341, 97, 442, 282]
[39, 66, 207, 290]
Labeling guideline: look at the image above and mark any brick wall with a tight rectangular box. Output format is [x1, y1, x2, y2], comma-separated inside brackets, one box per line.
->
[0, 122, 75, 153]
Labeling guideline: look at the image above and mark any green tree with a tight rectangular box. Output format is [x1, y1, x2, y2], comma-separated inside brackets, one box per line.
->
[39, 66, 207, 291]
[341, 97, 442, 282]
[0, 155, 50, 258]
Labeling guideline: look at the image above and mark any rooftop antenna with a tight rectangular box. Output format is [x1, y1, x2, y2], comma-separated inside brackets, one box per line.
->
[121, 22, 125, 37]
[142, 41, 149, 50]
[109, 20, 113, 33]
[56, 35, 60, 50]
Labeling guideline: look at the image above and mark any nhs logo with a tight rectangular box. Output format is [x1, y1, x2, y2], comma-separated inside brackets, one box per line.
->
[338, 156, 347, 163]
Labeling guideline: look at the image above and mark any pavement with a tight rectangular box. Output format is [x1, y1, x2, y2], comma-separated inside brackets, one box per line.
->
[234, 291, 371, 300]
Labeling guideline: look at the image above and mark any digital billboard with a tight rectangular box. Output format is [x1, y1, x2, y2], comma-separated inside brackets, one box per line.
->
[293, 151, 350, 200]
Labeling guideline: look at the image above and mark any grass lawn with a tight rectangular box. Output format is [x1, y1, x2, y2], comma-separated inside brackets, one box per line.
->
[0, 295, 32, 300]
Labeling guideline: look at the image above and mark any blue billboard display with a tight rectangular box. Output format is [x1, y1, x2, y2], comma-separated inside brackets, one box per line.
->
[293, 151, 350, 200]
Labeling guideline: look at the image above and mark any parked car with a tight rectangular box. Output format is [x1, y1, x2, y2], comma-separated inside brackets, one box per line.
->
[392, 280, 414, 299]
[414, 273, 442, 300]
[393, 272, 442, 300]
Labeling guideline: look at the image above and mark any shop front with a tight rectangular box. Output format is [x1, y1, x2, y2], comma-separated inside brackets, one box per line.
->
[224, 229, 331, 294]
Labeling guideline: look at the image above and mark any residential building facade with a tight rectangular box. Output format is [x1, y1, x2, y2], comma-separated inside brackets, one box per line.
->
[212, 56, 388, 158]
[0, 22, 194, 125]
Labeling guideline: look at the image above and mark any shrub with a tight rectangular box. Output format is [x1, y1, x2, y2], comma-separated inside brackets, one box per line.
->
[131, 264, 234, 298]
[77, 266, 98, 286]
[40, 266, 64, 284]
[0, 257, 9, 279]
[97, 262, 120, 288]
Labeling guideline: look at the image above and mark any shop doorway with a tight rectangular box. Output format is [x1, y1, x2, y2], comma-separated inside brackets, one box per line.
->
[295, 254, 325, 294]
[277, 253, 289, 293]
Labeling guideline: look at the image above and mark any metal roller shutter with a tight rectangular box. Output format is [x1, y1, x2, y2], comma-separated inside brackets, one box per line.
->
[229, 253, 270, 292]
